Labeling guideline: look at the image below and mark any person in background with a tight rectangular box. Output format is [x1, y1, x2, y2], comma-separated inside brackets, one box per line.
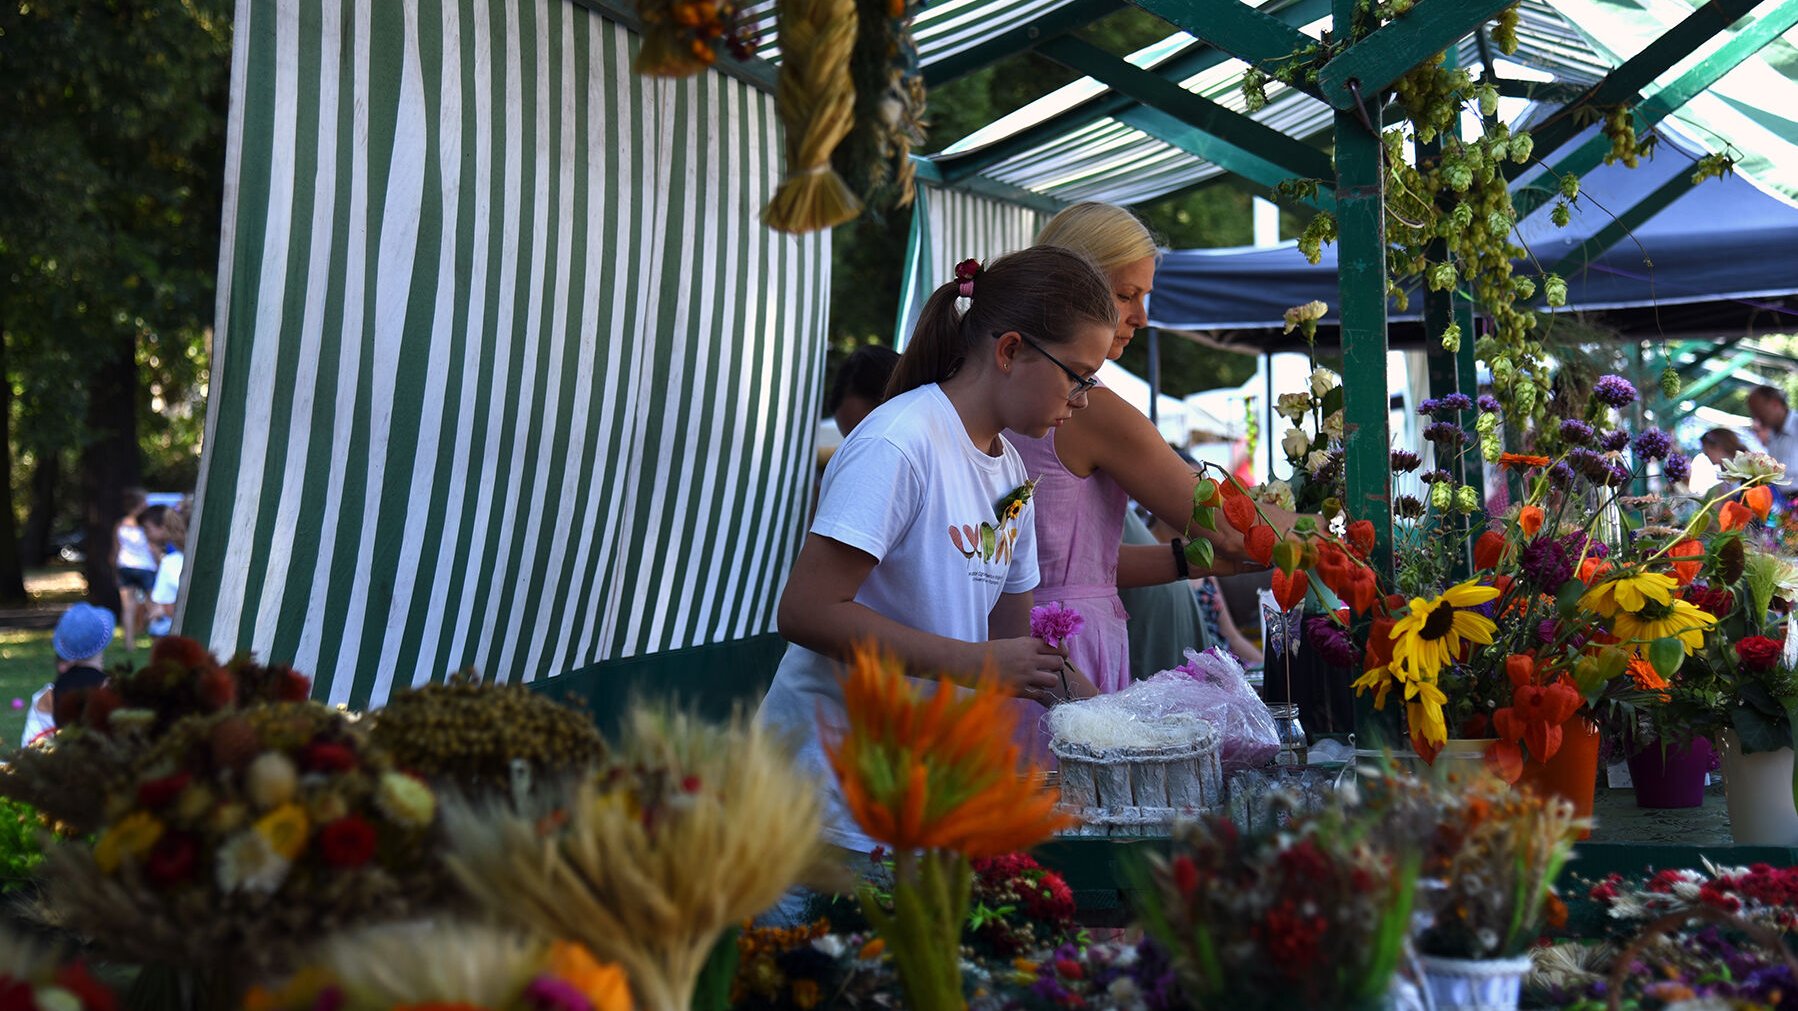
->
[112, 488, 159, 652]
[826, 345, 901, 438]
[763, 246, 1114, 859]
[1746, 386, 1798, 494]
[1010, 203, 1284, 695]
[28, 602, 115, 744]
[1701, 427, 1748, 469]
[140, 505, 187, 639]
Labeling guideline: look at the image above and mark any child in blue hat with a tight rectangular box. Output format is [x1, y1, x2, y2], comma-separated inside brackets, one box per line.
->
[23, 603, 116, 744]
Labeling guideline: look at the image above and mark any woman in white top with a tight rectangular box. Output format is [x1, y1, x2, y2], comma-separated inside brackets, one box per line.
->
[112, 488, 160, 651]
[760, 246, 1116, 854]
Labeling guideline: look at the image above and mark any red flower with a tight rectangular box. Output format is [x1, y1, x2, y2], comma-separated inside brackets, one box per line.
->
[1492, 679, 1582, 764]
[145, 832, 197, 886]
[1023, 870, 1075, 923]
[136, 772, 192, 810]
[0, 978, 37, 1011]
[1737, 635, 1783, 673]
[54, 962, 118, 1011]
[1171, 854, 1199, 897]
[319, 816, 378, 868]
[303, 742, 358, 773]
[149, 635, 214, 671]
[197, 666, 237, 711]
[1686, 584, 1734, 617]
[1473, 530, 1505, 570]
[275, 666, 314, 702]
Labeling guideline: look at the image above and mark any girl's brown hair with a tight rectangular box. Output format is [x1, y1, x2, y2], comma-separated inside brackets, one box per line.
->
[885, 245, 1117, 400]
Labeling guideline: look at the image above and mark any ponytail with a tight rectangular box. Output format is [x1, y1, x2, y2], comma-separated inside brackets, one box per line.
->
[886, 246, 1117, 401]
[885, 281, 969, 400]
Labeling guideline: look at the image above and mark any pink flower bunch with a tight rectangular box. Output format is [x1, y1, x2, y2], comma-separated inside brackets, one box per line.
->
[1029, 603, 1084, 649]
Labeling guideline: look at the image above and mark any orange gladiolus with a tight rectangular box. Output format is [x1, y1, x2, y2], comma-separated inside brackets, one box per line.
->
[1719, 501, 1753, 532]
[826, 644, 1075, 857]
[1669, 539, 1703, 586]
[1745, 485, 1774, 521]
[1517, 505, 1545, 537]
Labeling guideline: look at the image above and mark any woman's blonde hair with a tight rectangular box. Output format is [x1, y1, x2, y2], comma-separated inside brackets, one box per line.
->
[1034, 202, 1160, 272]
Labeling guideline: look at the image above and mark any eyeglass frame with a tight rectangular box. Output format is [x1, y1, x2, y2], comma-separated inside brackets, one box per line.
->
[993, 330, 1100, 403]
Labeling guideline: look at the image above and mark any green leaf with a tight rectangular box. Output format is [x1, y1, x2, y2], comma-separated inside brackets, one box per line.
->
[1555, 580, 1585, 618]
[1194, 506, 1218, 532]
[1185, 538, 1215, 571]
[1320, 385, 1345, 419]
[1733, 699, 1793, 754]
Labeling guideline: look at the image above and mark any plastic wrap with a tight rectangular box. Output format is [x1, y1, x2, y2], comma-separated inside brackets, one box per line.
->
[1149, 646, 1281, 776]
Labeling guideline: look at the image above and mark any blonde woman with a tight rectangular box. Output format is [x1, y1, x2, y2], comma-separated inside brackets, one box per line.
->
[1009, 203, 1290, 696]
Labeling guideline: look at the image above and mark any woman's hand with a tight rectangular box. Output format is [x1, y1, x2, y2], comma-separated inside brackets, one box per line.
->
[1060, 663, 1100, 701]
[983, 636, 1067, 703]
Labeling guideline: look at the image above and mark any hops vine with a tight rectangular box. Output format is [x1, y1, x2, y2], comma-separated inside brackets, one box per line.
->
[833, 0, 928, 212]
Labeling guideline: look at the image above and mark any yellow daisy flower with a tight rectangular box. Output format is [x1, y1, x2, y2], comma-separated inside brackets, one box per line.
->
[1613, 599, 1717, 654]
[94, 811, 165, 874]
[1579, 571, 1677, 618]
[1390, 579, 1500, 682]
[253, 803, 311, 861]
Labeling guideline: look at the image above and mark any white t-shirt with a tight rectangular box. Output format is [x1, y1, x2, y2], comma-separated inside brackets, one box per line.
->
[151, 549, 184, 606]
[758, 383, 1040, 852]
[1762, 411, 1798, 494]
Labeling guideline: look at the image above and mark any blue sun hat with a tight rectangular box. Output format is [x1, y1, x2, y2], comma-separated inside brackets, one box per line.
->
[53, 603, 116, 663]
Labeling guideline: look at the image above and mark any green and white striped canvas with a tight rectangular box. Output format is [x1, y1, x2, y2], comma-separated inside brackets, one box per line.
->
[893, 182, 1052, 348]
[182, 0, 830, 707]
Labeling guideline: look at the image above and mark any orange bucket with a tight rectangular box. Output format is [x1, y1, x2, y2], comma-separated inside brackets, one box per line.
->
[1515, 715, 1601, 839]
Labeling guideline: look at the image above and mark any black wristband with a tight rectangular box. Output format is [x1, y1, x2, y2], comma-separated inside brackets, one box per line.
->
[1171, 537, 1191, 579]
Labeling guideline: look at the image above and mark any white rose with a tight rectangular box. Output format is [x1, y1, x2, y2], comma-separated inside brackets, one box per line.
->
[1281, 427, 1310, 460]
[1309, 367, 1341, 399]
[1306, 449, 1333, 474]
[1276, 392, 1313, 423]
[1321, 410, 1344, 440]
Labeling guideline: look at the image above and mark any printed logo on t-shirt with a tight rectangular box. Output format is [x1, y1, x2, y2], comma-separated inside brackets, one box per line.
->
[947, 479, 1035, 583]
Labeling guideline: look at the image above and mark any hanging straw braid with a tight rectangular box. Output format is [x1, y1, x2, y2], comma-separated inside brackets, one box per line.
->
[763, 0, 862, 233]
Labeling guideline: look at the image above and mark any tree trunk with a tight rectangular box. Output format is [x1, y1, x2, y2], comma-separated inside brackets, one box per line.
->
[82, 333, 140, 609]
[0, 327, 29, 606]
[19, 449, 57, 567]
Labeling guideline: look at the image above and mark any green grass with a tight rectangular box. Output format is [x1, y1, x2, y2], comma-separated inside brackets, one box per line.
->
[0, 628, 137, 749]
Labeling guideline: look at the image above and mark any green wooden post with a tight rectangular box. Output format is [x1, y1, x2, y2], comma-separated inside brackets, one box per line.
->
[1332, 0, 1396, 750]
[1455, 300, 1484, 507]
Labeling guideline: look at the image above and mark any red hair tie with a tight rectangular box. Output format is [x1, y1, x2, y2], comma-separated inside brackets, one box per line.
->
[954, 257, 980, 299]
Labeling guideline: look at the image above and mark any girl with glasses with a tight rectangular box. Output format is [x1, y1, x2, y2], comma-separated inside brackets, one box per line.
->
[759, 245, 1117, 855]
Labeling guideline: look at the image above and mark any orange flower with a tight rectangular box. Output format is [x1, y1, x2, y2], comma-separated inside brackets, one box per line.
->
[1720, 501, 1753, 532]
[1499, 453, 1551, 469]
[1745, 485, 1775, 521]
[1474, 530, 1506, 570]
[826, 644, 1075, 856]
[1517, 505, 1545, 537]
[1578, 557, 1613, 584]
[545, 942, 635, 1011]
[1626, 655, 1670, 698]
[1669, 539, 1703, 586]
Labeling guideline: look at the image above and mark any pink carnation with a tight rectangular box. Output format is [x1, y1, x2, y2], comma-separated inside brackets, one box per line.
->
[1029, 602, 1084, 648]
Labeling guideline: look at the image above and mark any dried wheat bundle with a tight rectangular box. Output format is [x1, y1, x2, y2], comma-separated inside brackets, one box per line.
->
[442, 705, 828, 1011]
[763, 0, 862, 232]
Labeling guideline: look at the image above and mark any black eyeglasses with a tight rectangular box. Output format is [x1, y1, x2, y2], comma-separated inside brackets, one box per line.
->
[994, 331, 1099, 404]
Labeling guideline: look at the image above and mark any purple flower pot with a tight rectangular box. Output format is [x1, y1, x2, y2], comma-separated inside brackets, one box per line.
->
[1626, 737, 1715, 809]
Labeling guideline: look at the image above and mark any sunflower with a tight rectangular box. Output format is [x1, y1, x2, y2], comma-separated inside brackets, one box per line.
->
[1390, 580, 1500, 683]
[1402, 670, 1450, 748]
[1578, 571, 1677, 618]
[1612, 599, 1716, 654]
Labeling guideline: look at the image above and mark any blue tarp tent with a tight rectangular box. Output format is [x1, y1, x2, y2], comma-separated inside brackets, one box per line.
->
[1146, 127, 1798, 339]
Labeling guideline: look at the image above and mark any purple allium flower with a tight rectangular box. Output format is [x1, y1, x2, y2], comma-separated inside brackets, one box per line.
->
[1390, 449, 1422, 472]
[1560, 418, 1596, 445]
[1421, 468, 1453, 484]
[1549, 461, 1577, 489]
[1520, 537, 1573, 589]
[1477, 394, 1501, 413]
[1606, 462, 1632, 487]
[1437, 393, 1474, 413]
[1587, 539, 1610, 560]
[1424, 421, 1466, 445]
[1663, 451, 1691, 483]
[1634, 427, 1672, 461]
[1417, 398, 1441, 416]
[1030, 602, 1084, 648]
[1600, 428, 1631, 452]
[1307, 617, 1359, 668]
[1568, 447, 1609, 481]
[1593, 374, 1639, 408]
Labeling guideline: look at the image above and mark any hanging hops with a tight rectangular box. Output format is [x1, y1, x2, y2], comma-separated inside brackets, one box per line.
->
[635, 0, 757, 77]
[764, 0, 863, 233]
[834, 0, 927, 212]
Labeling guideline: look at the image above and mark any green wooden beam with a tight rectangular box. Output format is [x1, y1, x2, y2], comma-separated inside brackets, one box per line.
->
[1668, 349, 1758, 407]
[1114, 107, 1337, 209]
[1316, 0, 1515, 109]
[909, 156, 1070, 214]
[1036, 36, 1338, 192]
[1514, 0, 1798, 219]
[921, 0, 1126, 87]
[1550, 170, 1695, 278]
[1674, 335, 1749, 379]
[1129, 0, 1313, 69]
[934, 0, 1332, 183]
[1518, 0, 1762, 166]
[1494, 78, 1586, 104]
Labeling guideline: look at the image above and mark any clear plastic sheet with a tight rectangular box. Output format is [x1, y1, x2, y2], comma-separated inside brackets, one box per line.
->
[1147, 646, 1281, 776]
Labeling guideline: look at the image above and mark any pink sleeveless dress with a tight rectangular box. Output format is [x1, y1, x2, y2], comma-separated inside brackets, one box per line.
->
[1007, 428, 1133, 756]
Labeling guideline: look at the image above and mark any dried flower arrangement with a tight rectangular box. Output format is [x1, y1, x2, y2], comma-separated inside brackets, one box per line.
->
[368, 674, 606, 795]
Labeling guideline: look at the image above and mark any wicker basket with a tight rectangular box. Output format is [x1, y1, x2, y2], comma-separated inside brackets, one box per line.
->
[1051, 721, 1225, 836]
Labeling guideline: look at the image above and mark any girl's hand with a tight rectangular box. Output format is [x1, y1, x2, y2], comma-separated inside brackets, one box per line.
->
[983, 636, 1066, 703]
